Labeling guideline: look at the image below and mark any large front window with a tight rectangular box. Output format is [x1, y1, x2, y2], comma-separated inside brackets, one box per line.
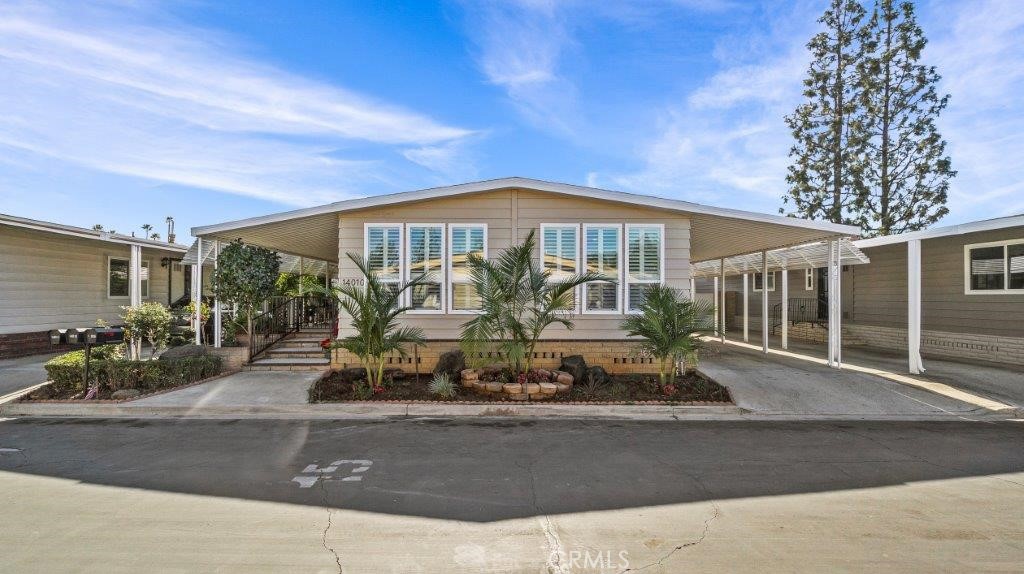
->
[966, 240, 1024, 293]
[406, 224, 445, 312]
[364, 224, 402, 297]
[583, 224, 621, 313]
[625, 224, 664, 312]
[108, 257, 149, 298]
[448, 224, 487, 312]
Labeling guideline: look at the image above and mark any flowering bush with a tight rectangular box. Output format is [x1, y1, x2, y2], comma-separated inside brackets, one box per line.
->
[662, 383, 677, 396]
[320, 338, 332, 350]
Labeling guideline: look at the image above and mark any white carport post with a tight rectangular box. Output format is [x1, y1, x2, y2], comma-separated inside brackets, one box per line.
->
[827, 239, 842, 368]
[193, 237, 203, 346]
[298, 257, 305, 296]
[780, 264, 789, 350]
[719, 258, 726, 343]
[128, 244, 142, 308]
[213, 240, 222, 348]
[712, 276, 719, 335]
[742, 272, 749, 342]
[761, 251, 769, 353]
[907, 239, 925, 374]
[689, 276, 696, 300]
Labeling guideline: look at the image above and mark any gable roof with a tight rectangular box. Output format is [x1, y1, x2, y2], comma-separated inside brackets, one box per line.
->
[854, 214, 1024, 249]
[190, 177, 862, 263]
[1, 213, 188, 252]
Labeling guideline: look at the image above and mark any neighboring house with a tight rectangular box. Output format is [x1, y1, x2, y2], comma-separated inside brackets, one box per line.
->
[851, 215, 1024, 367]
[712, 214, 1024, 368]
[0, 214, 189, 358]
[189, 177, 859, 371]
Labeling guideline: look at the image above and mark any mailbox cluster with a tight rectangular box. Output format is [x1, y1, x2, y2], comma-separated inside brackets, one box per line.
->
[49, 327, 125, 346]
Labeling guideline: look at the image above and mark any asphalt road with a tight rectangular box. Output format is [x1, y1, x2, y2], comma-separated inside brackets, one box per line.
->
[1, 417, 1023, 573]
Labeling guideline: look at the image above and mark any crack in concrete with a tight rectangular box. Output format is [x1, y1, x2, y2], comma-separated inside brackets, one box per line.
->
[622, 502, 720, 573]
[317, 476, 343, 573]
[514, 457, 568, 574]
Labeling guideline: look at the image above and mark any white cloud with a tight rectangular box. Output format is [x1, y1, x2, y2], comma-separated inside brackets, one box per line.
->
[0, 1, 474, 206]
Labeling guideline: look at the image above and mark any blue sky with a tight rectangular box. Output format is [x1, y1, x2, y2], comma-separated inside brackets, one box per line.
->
[1, 0, 1022, 241]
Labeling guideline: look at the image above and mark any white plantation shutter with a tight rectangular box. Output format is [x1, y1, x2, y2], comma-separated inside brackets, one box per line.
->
[366, 226, 401, 282]
[449, 225, 486, 311]
[626, 225, 664, 311]
[407, 225, 444, 311]
[541, 225, 579, 311]
[583, 225, 621, 313]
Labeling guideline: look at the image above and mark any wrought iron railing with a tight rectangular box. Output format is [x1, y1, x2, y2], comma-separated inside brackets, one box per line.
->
[770, 298, 828, 335]
[249, 295, 337, 359]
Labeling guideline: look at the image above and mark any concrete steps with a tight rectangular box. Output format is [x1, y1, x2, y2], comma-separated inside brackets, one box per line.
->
[244, 330, 333, 371]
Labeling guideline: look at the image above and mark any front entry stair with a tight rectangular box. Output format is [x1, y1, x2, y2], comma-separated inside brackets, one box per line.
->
[245, 330, 331, 372]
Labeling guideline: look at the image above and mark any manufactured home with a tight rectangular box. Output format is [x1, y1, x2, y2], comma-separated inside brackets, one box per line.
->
[188, 177, 860, 372]
[0, 214, 188, 358]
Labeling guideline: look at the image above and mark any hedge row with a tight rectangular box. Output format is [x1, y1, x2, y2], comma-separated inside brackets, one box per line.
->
[44, 351, 222, 395]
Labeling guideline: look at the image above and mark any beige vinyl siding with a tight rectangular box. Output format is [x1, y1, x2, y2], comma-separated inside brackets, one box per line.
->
[337, 188, 692, 340]
[0, 226, 184, 334]
[852, 227, 1024, 337]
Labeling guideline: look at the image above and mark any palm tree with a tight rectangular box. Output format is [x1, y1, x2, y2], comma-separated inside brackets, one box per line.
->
[319, 253, 426, 390]
[620, 284, 714, 390]
[92, 224, 104, 231]
[141, 223, 153, 237]
[460, 230, 605, 374]
[150, 232, 161, 241]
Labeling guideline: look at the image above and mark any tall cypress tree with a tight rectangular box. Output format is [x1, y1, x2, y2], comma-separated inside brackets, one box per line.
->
[783, 0, 869, 225]
[857, 0, 954, 236]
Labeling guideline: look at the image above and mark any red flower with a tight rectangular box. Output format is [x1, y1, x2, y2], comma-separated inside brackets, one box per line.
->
[662, 384, 677, 396]
[320, 338, 332, 349]
[372, 385, 385, 395]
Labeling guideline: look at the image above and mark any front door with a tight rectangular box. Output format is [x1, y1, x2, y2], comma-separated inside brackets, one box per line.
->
[816, 268, 828, 321]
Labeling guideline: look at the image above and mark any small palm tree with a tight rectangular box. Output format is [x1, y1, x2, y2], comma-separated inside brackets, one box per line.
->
[620, 284, 714, 390]
[141, 223, 153, 237]
[320, 253, 426, 390]
[461, 230, 605, 374]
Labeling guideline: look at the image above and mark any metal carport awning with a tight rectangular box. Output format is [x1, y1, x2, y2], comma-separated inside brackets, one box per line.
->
[181, 239, 334, 275]
[690, 240, 870, 278]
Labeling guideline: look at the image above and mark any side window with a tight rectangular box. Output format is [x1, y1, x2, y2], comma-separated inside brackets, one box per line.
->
[965, 241, 1024, 293]
[625, 224, 664, 312]
[406, 224, 445, 312]
[365, 224, 402, 298]
[541, 224, 579, 311]
[108, 257, 129, 298]
[449, 224, 487, 312]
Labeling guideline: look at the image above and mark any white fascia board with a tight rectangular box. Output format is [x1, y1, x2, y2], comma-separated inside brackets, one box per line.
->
[190, 176, 862, 237]
[0, 213, 188, 252]
[855, 214, 1024, 249]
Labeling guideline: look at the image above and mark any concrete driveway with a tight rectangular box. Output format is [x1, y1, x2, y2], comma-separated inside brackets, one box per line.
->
[0, 353, 56, 397]
[700, 339, 1010, 417]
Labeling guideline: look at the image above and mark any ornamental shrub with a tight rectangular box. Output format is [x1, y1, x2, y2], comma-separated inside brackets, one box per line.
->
[43, 350, 221, 395]
[121, 301, 173, 359]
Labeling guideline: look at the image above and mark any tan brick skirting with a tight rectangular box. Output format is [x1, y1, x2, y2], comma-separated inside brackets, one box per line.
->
[208, 346, 248, 371]
[782, 322, 1023, 367]
[331, 340, 661, 374]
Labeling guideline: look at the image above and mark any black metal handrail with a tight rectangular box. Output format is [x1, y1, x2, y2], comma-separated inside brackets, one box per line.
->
[249, 294, 338, 359]
[770, 298, 828, 335]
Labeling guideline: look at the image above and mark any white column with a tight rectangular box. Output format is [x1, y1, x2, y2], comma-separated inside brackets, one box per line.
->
[827, 239, 842, 368]
[213, 240, 222, 348]
[194, 238, 203, 345]
[128, 244, 142, 308]
[907, 239, 925, 374]
[719, 258, 726, 342]
[761, 251, 769, 353]
[781, 265, 789, 350]
[298, 256, 305, 296]
[689, 276, 696, 300]
[713, 276, 719, 336]
[742, 272, 749, 342]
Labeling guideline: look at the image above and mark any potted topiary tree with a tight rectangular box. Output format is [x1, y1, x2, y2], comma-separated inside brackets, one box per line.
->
[211, 239, 281, 357]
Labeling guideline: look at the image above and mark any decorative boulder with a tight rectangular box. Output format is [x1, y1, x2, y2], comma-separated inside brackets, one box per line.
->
[473, 381, 488, 393]
[339, 367, 367, 382]
[158, 344, 208, 361]
[554, 383, 572, 394]
[556, 373, 574, 385]
[559, 355, 587, 385]
[503, 383, 523, 394]
[461, 368, 478, 381]
[539, 383, 557, 395]
[111, 389, 141, 400]
[433, 350, 466, 379]
[384, 367, 405, 380]
[586, 366, 612, 387]
[485, 382, 504, 393]
[524, 383, 541, 394]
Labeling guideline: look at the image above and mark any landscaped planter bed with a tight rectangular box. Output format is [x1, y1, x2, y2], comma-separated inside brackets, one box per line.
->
[309, 369, 731, 405]
[17, 370, 235, 403]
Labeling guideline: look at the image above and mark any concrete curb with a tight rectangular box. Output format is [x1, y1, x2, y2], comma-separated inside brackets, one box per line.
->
[0, 401, 743, 420]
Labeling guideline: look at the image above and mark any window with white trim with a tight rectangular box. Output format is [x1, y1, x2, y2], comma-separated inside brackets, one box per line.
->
[108, 257, 149, 298]
[804, 268, 814, 290]
[583, 225, 621, 313]
[965, 240, 1024, 293]
[365, 224, 402, 299]
[449, 224, 486, 312]
[406, 224, 445, 312]
[753, 271, 775, 292]
[625, 224, 664, 312]
[541, 224, 579, 311]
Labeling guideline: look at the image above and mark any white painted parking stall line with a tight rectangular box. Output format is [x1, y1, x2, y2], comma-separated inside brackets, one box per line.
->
[292, 459, 373, 488]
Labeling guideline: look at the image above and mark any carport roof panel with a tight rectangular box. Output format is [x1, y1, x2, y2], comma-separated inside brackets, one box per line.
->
[691, 240, 870, 277]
